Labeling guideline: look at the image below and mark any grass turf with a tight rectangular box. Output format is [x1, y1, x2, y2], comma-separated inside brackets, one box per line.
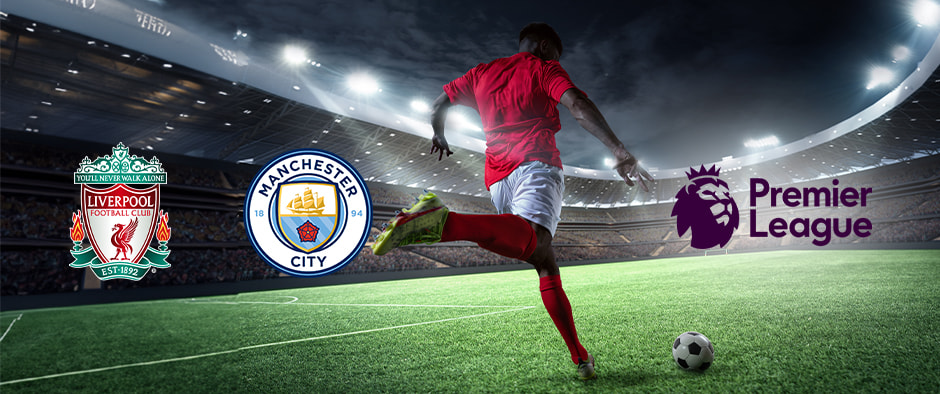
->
[1, 249, 938, 392]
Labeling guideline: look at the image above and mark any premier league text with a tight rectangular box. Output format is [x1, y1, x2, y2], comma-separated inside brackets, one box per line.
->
[748, 178, 873, 246]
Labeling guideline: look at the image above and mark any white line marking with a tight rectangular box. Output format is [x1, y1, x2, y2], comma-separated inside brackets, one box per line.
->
[0, 306, 535, 386]
[182, 299, 528, 308]
[0, 314, 22, 342]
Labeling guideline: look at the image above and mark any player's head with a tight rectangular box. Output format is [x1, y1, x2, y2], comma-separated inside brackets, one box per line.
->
[519, 22, 562, 61]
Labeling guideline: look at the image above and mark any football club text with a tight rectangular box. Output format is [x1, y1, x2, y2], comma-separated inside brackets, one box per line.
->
[256, 158, 358, 198]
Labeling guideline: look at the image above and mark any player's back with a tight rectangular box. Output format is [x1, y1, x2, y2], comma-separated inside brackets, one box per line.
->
[464, 52, 567, 135]
[444, 50, 579, 186]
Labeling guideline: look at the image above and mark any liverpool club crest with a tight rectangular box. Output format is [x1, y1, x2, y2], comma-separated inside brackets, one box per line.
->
[69, 143, 171, 281]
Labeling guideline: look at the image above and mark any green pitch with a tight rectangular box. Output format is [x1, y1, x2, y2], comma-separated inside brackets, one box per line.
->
[1, 250, 938, 392]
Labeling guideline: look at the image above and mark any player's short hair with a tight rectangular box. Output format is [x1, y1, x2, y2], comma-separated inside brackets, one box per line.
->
[519, 22, 563, 56]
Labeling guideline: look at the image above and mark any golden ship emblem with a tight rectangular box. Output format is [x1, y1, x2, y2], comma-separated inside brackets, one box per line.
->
[286, 187, 327, 215]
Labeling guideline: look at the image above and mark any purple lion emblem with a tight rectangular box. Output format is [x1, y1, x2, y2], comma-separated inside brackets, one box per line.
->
[671, 165, 739, 249]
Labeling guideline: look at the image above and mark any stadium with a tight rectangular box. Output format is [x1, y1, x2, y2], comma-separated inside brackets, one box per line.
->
[1, 1, 938, 392]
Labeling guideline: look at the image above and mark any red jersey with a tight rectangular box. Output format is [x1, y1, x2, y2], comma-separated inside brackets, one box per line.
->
[443, 52, 581, 189]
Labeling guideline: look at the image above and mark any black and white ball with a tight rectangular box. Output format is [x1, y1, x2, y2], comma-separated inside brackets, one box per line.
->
[672, 331, 714, 371]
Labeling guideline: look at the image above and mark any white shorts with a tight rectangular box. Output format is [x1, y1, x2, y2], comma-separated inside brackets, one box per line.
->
[489, 161, 565, 236]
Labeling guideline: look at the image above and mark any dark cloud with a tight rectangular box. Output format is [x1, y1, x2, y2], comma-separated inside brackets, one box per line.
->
[143, 0, 933, 170]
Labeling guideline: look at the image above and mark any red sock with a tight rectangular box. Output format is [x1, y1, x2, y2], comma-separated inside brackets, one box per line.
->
[440, 212, 537, 260]
[540, 275, 589, 364]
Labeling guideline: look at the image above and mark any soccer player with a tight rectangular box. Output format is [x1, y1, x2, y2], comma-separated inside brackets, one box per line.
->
[372, 22, 653, 380]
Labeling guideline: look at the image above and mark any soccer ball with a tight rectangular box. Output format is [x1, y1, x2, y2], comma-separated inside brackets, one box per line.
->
[672, 331, 714, 371]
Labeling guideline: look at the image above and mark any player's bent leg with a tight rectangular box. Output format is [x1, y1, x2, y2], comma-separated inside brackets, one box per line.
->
[439, 212, 537, 260]
[374, 193, 539, 259]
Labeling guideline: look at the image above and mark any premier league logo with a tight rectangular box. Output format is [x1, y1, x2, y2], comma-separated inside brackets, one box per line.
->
[69, 143, 172, 281]
[245, 149, 371, 277]
[671, 165, 740, 249]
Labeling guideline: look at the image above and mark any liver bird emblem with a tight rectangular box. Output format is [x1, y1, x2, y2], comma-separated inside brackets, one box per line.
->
[111, 218, 139, 260]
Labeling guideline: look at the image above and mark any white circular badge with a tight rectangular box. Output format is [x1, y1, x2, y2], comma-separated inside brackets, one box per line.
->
[244, 149, 372, 277]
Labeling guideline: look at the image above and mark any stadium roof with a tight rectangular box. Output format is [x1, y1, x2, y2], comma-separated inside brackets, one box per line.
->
[1, 4, 939, 207]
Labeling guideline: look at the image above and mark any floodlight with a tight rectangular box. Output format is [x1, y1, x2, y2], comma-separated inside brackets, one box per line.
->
[283, 46, 307, 65]
[892, 46, 911, 62]
[347, 74, 379, 94]
[866, 66, 894, 90]
[411, 100, 430, 113]
[913, 0, 940, 26]
[744, 135, 780, 148]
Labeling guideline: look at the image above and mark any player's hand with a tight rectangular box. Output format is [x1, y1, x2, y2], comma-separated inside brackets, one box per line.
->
[614, 155, 654, 193]
[430, 134, 453, 161]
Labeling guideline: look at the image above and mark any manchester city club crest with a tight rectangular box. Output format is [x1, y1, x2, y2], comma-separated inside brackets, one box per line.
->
[245, 149, 371, 277]
[69, 143, 172, 281]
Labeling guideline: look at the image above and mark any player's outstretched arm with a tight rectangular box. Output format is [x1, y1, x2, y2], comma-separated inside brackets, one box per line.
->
[559, 88, 654, 192]
[429, 92, 455, 160]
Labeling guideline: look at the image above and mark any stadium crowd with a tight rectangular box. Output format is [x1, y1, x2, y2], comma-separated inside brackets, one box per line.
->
[554, 244, 661, 261]
[1, 249, 83, 295]
[341, 247, 441, 273]
[1, 195, 77, 240]
[172, 209, 244, 243]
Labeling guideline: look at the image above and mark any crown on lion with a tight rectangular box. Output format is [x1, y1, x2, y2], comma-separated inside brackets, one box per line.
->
[685, 164, 721, 182]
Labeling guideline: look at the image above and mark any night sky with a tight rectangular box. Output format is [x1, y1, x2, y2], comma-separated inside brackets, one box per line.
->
[132, 0, 938, 170]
